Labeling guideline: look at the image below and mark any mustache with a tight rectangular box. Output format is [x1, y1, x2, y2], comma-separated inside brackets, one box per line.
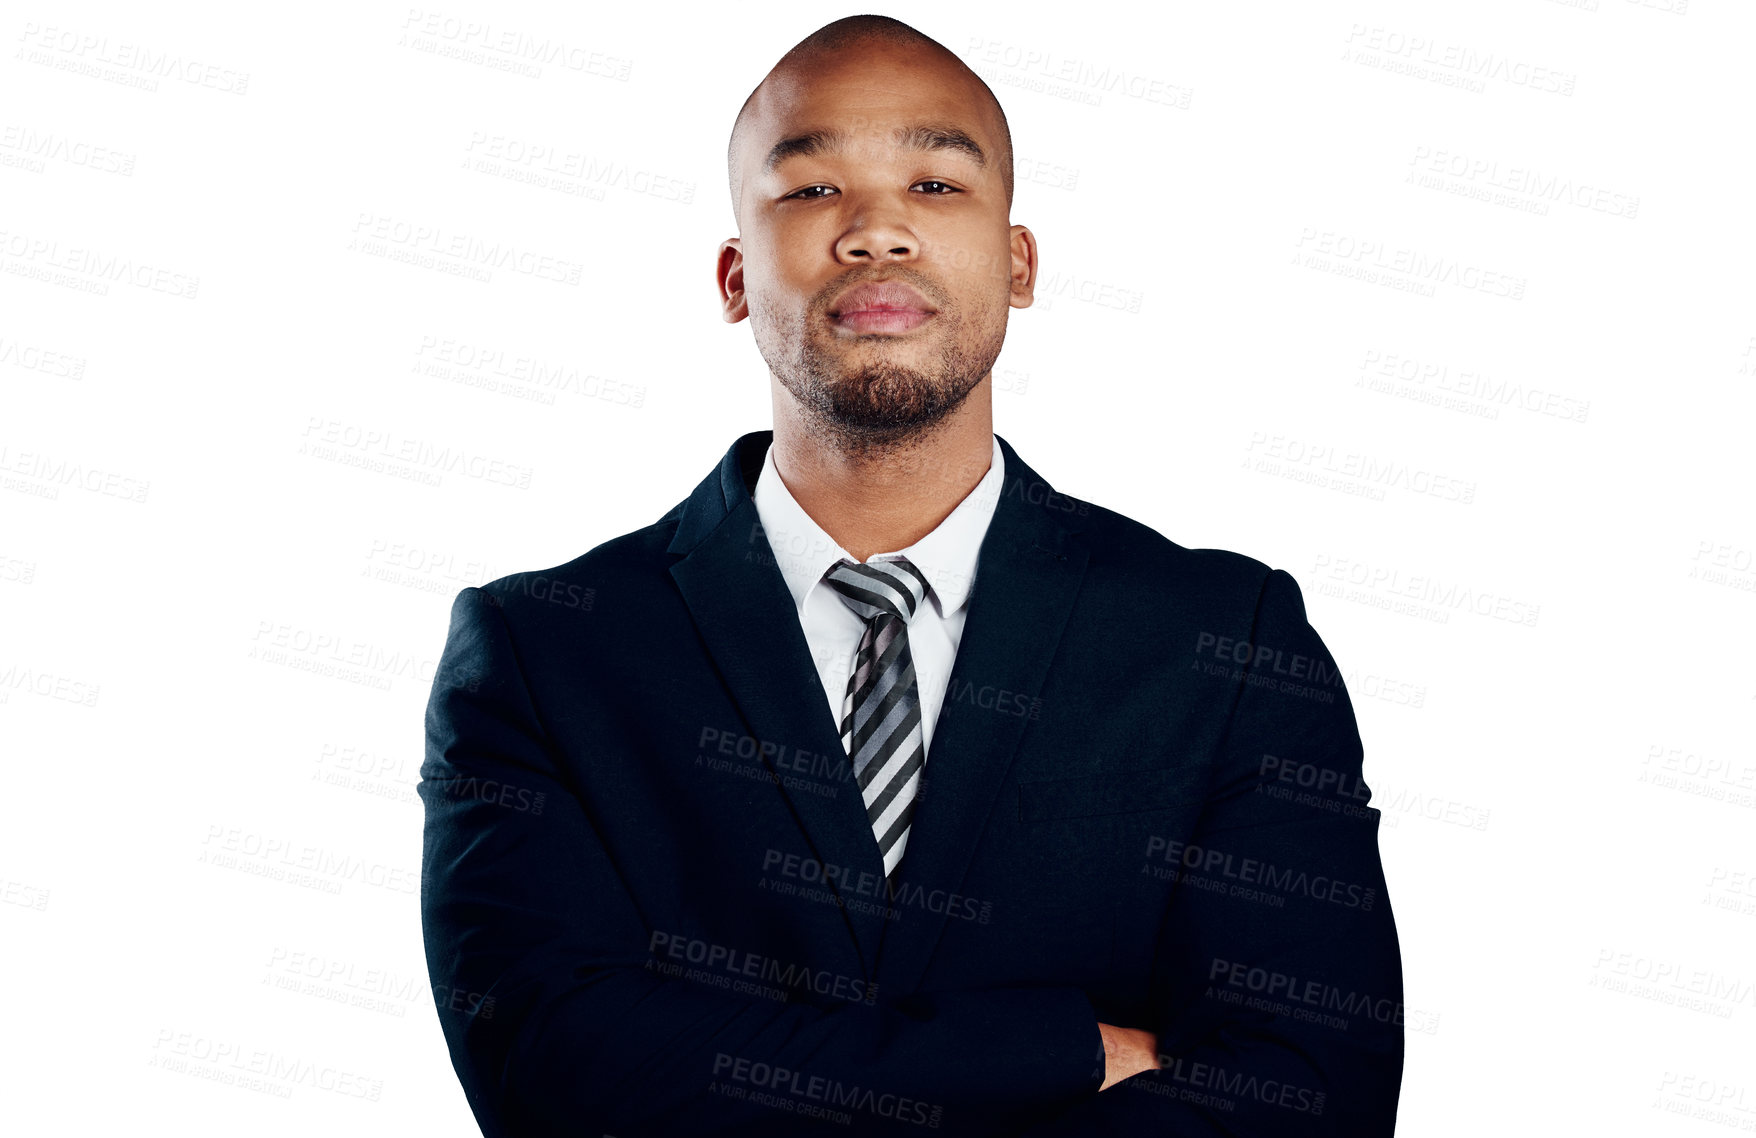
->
[815, 268, 948, 311]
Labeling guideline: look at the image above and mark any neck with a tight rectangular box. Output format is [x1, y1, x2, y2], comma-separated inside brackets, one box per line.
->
[768, 378, 995, 563]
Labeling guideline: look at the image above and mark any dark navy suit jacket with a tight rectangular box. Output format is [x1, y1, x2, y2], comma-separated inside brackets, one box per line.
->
[420, 431, 1404, 1136]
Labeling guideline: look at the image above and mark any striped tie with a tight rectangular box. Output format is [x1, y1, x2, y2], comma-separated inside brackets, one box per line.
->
[823, 557, 931, 884]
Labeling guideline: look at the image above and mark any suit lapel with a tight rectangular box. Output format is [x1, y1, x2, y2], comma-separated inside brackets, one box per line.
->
[874, 436, 1090, 994]
[667, 433, 890, 973]
[666, 432, 1091, 993]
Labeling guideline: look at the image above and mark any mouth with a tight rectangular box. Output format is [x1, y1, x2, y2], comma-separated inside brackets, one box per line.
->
[828, 281, 936, 335]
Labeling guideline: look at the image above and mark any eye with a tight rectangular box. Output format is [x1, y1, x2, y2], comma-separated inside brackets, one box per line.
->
[781, 181, 963, 201]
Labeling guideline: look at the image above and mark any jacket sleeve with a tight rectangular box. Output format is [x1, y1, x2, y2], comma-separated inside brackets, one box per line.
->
[1020, 567, 1405, 1137]
[420, 585, 1104, 1137]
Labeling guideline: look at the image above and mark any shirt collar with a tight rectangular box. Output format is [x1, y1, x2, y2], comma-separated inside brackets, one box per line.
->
[752, 435, 1005, 620]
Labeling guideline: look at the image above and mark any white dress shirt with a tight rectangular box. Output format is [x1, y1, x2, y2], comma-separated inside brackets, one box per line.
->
[752, 436, 1005, 756]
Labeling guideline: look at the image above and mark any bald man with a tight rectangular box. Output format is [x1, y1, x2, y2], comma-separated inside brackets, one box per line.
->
[421, 15, 1404, 1138]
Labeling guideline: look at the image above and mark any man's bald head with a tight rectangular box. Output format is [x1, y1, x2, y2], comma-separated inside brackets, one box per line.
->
[726, 15, 1014, 226]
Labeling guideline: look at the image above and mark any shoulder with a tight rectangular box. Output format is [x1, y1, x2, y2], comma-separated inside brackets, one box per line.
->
[468, 506, 687, 625]
[1074, 500, 1283, 616]
[1068, 500, 1328, 641]
[1068, 501, 1336, 673]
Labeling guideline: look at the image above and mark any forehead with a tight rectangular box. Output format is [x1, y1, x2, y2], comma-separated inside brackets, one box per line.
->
[742, 49, 997, 168]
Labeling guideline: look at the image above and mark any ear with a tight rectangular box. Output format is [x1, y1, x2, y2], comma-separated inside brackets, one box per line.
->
[1007, 225, 1038, 309]
[717, 238, 748, 323]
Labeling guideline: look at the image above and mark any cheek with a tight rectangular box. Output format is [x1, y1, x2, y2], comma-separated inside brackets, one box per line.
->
[746, 250, 823, 315]
[743, 271, 806, 329]
[944, 264, 1013, 326]
[937, 233, 1015, 296]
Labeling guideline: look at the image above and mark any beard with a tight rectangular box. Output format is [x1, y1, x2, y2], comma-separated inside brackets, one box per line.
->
[752, 273, 1005, 456]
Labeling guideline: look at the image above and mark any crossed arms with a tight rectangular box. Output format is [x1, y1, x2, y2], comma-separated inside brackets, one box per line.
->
[420, 569, 1402, 1136]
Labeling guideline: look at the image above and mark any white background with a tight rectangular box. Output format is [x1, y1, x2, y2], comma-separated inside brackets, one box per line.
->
[3, 0, 1753, 1134]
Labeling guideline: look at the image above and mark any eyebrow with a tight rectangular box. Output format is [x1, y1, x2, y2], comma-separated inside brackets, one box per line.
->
[763, 123, 988, 175]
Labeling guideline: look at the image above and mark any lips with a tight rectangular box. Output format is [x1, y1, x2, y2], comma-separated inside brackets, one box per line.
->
[829, 280, 936, 334]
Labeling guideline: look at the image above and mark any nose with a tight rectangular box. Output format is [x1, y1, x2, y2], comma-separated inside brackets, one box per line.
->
[834, 209, 919, 265]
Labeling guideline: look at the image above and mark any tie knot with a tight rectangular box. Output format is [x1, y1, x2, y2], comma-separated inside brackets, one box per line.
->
[824, 557, 930, 625]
